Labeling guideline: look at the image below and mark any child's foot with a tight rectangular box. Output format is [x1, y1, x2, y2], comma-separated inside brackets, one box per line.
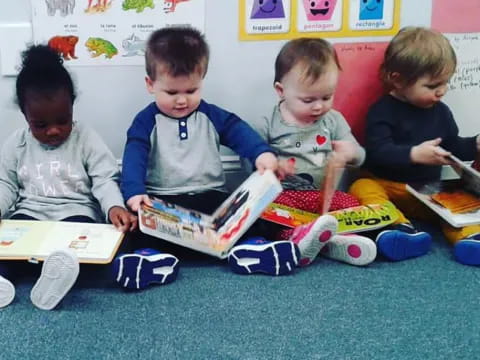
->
[376, 224, 431, 261]
[30, 249, 79, 311]
[454, 235, 480, 266]
[321, 234, 377, 266]
[112, 248, 179, 290]
[288, 215, 338, 266]
[0, 276, 15, 308]
[228, 237, 300, 276]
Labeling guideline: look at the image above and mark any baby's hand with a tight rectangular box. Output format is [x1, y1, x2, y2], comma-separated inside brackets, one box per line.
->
[108, 206, 138, 232]
[126, 194, 153, 212]
[255, 152, 278, 174]
[411, 138, 452, 165]
[277, 158, 296, 180]
[332, 140, 358, 164]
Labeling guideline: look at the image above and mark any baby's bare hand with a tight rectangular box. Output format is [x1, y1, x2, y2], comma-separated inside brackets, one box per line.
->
[411, 138, 451, 165]
[108, 206, 138, 232]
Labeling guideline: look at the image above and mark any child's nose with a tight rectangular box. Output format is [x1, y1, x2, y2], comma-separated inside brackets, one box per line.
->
[436, 85, 447, 98]
[176, 96, 187, 105]
[46, 126, 61, 136]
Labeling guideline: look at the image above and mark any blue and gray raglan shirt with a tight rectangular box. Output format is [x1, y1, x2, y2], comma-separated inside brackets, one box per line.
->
[121, 100, 274, 200]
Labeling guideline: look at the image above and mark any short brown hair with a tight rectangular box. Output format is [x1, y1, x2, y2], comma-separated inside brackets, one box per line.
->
[274, 38, 341, 84]
[145, 26, 209, 80]
[381, 27, 457, 88]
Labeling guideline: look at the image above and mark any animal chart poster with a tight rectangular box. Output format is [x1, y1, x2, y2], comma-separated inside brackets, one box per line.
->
[31, 0, 205, 66]
[239, 0, 401, 40]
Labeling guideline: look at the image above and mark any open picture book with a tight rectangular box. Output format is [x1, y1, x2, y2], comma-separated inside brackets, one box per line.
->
[406, 154, 480, 227]
[138, 170, 283, 258]
[0, 220, 124, 264]
[261, 154, 398, 233]
[262, 202, 398, 233]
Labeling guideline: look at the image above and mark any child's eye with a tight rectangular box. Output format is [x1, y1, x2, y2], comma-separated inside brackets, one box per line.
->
[166, 91, 177, 95]
[322, 96, 332, 101]
[32, 122, 47, 129]
[186, 89, 197, 94]
[302, 98, 314, 104]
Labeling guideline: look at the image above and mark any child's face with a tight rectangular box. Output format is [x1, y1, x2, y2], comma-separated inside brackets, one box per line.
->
[392, 72, 451, 108]
[23, 88, 73, 147]
[146, 67, 203, 119]
[275, 60, 339, 125]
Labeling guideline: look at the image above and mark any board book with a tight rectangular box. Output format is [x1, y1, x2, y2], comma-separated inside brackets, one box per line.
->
[138, 170, 283, 259]
[406, 154, 480, 228]
[0, 220, 124, 264]
[261, 202, 398, 233]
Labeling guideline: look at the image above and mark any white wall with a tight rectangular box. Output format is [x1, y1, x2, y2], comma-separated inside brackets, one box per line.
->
[0, 0, 432, 159]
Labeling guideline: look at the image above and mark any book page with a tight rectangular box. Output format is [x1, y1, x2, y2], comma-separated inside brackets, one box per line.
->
[212, 170, 282, 247]
[407, 181, 480, 228]
[0, 220, 123, 263]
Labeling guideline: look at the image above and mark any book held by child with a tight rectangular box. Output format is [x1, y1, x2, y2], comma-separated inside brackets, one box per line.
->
[138, 170, 283, 258]
[406, 155, 480, 227]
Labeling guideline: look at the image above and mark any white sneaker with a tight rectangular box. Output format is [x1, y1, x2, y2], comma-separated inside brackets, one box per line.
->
[289, 215, 338, 266]
[0, 275, 15, 308]
[31, 249, 79, 310]
[321, 234, 377, 266]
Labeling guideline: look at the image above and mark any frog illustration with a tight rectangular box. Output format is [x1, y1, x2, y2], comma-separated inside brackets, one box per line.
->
[122, 0, 154, 13]
[122, 33, 146, 57]
[85, 37, 118, 59]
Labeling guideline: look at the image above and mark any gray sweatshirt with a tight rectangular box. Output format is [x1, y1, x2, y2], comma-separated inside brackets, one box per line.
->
[0, 122, 125, 222]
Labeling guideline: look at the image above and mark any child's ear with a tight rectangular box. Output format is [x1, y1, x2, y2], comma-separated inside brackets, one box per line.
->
[389, 72, 405, 89]
[145, 76, 155, 94]
[274, 81, 285, 99]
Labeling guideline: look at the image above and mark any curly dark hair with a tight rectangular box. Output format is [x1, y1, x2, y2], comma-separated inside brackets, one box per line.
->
[16, 44, 76, 113]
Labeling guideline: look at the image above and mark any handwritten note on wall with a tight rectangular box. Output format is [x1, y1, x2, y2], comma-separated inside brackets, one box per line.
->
[333, 42, 388, 144]
[443, 33, 480, 136]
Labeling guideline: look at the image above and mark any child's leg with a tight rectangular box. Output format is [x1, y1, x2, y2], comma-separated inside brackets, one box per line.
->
[442, 223, 480, 266]
[30, 249, 79, 310]
[349, 178, 431, 261]
[0, 262, 14, 308]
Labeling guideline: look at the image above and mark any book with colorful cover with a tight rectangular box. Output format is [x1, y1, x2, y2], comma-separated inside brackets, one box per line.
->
[406, 154, 480, 227]
[261, 202, 398, 233]
[138, 170, 283, 259]
[0, 220, 124, 263]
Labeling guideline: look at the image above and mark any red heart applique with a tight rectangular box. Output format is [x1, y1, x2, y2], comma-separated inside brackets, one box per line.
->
[316, 135, 327, 145]
[288, 158, 296, 164]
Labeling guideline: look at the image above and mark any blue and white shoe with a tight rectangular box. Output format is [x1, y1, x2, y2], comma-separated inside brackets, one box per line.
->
[376, 226, 431, 261]
[228, 237, 300, 276]
[454, 238, 480, 266]
[112, 248, 179, 290]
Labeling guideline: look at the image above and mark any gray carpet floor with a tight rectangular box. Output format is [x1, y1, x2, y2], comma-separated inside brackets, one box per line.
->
[1, 224, 479, 360]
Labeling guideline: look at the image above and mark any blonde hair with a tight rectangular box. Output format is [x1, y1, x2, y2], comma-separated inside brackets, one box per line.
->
[381, 27, 456, 89]
[274, 37, 341, 85]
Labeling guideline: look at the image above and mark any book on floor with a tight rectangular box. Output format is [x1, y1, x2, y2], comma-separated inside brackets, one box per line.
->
[406, 154, 480, 228]
[138, 170, 283, 259]
[261, 202, 398, 233]
[0, 220, 124, 264]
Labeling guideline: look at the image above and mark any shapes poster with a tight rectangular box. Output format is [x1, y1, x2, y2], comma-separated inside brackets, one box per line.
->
[31, 0, 205, 66]
[239, 0, 401, 40]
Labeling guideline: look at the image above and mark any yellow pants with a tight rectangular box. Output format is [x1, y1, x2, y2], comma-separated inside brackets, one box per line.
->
[349, 177, 480, 245]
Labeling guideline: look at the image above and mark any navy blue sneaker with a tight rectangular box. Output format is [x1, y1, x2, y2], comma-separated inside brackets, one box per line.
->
[376, 224, 431, 261]
[454, 236, 480, 266]
[228, 237, 300, 276]
[112, 248, 179, 290]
